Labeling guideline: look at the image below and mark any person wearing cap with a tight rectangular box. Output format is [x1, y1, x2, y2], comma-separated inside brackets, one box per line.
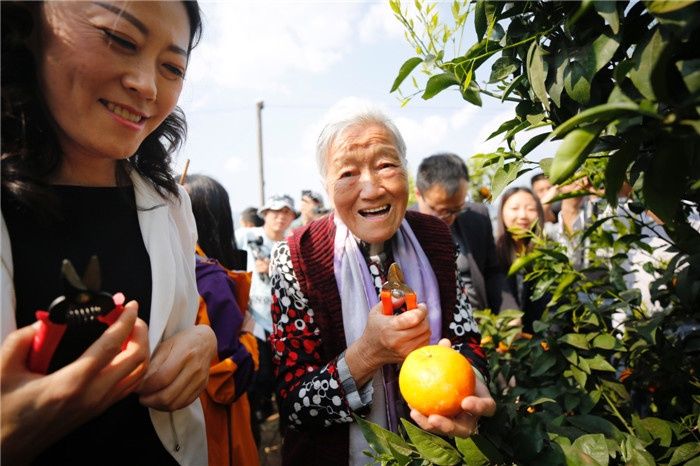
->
[291, 190, 326, 229]
[235, 194, 296, 445]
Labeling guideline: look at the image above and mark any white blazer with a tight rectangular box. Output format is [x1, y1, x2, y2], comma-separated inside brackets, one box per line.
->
[1, 172, 207, 465]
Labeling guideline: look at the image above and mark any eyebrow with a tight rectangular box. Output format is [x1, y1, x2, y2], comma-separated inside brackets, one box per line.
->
[94, 2, 188, 57]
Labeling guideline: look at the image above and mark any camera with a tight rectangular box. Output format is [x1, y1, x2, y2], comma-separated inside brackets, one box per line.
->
[247, 236, 270, 282]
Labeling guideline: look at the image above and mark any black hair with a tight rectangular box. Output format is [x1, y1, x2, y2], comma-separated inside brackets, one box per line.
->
[183, 174, 242, 270]
[240, 207, 264, 227]
[495, 187, 545, 269]
[530, 172, 549, 187]
[416, 153, 470, 196]
[1, 1, 203, 215]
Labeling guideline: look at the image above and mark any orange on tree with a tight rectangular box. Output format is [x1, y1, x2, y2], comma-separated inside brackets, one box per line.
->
[399, 345, 475, 417]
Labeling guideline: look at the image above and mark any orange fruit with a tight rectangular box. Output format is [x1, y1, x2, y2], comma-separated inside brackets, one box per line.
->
[399, 345, 475, 417]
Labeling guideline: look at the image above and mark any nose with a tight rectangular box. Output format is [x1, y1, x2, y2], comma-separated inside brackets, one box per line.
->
[122, 62, 157, 101]
[358, 170, 382, 199]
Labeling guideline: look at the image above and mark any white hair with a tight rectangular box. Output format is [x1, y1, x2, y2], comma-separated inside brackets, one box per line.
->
[315, 104, 407, 180]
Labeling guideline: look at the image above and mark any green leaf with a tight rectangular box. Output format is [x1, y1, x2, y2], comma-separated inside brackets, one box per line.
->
[591, 334, 616, 350]
[422, 72, 460, 99]
[639, 417, 673, 448]
[491, 160, 521, 199]
[455, 436, 505, 465]
[643, 137, 689, 223]
[548, 51, 567, 108]
[676, 59, 700, 94]
[540, 157, 553, 177]
[391, 57, 423, 92]
[521, 133, 549, 156]
[604, 142, 636, 206]
[551, 272, 577, 304]
[531, 351, 557, 376]
[629, 29, 666, 101]
[549, 123, 605, 184]
[562, 348, 578, 365]
[584, 355, 616, 372]
[669, 442, 700, 465]
[593, 1, 619, 33]
[572, 434, 609, 466]
[647, 0, 695, 13]
[508, 251, 541, 275]
[527, 41, 550, 111]
[474, 0, 486, 41]
[560, 333, 590, 350]
[568, 415, 624, 441]
[620, 435, 655, 466]
[564, 60, 591, 104]
[550, 102, 656, 139]
[502, 73, 526, 102]
[570, 366, 588, 389]
[354, 415, 393, 456]
[461, 79, 483, 106]
[401, 419, 462, 466]
[591, 31, 619, 74]
[487, 118, 520, 141]
[489, 56, 520, 83]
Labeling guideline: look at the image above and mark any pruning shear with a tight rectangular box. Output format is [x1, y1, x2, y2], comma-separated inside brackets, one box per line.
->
[27, 256, 126, 374]
[380, 262, 417, 316]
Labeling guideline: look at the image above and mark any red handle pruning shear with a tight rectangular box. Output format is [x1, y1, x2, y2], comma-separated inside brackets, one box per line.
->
[380, 262, 417, 316]
[27, 256, 126, 374]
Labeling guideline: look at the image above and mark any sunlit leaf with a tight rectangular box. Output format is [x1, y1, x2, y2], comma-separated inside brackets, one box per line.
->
[593, 1, 619, 33]
[391, 57, 423, 92]
[401, 419, 462, 466]
[527, 41, 550, 110]
[422, 72, 459, 99]
[647, 0, 695, 14]
[549, 124, 604, 184]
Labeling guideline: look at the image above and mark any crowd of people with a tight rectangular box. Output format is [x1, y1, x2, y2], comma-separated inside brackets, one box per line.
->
[1, 1, 654, 466]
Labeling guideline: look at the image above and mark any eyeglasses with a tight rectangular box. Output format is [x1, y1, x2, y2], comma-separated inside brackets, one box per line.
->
[421, 198, 465, 220]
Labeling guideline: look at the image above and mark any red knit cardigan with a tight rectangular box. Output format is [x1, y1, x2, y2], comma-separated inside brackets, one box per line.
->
[282, 211, 459, 465]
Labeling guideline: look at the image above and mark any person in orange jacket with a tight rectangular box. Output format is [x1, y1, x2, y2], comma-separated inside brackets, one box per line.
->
[184, 174, 260, 466]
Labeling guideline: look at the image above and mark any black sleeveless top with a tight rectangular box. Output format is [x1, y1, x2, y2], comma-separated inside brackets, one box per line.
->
[2, 186, 178, 466]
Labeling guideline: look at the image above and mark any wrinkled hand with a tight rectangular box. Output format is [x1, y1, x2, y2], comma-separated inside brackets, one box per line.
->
[409, 338, 496, 438]
[137, 324, 216, 411]
[1, 302, 148, 464]
[346, 298, 431, 386]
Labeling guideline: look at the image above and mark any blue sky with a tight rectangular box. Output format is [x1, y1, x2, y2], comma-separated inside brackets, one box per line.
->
[177, 1, 556, 221]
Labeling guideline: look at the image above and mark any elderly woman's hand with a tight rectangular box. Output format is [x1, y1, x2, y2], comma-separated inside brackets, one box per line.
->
[408, 338, 496, 438]
[137, 324, 216, 411]
[345, 299, 431, 386]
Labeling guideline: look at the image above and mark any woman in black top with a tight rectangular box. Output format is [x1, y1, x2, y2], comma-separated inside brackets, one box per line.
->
[0, 2, 216, 464]
[495, 187, 549, 333]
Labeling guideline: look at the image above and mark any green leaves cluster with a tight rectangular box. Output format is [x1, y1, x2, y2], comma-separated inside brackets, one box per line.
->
[357, 1, 700, 464]
[390, 0, 700, 255]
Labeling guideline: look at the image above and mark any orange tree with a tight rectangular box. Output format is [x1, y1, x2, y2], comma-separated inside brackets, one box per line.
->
[357, 1, 700, 465]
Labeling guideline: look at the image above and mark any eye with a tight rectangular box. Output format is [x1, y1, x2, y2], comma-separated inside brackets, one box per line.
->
[103, 30, 136, 51]
[163, 63, 186, 79]
[339, 171, 354, 179]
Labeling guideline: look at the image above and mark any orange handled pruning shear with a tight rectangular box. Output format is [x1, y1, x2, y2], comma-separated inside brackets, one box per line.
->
[380, 262, 417, 316]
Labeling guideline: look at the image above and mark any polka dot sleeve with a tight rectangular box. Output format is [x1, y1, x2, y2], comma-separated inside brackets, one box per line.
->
[447, 259, 490, 384]
[269, 242, 356, 429]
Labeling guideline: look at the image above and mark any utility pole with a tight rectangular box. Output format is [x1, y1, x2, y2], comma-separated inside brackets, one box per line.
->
[256, 101, 265, 206]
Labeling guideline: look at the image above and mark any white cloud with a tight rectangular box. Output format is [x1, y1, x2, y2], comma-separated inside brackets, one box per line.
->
[358, 3, 404, 43]
[185, 2, 363, 93]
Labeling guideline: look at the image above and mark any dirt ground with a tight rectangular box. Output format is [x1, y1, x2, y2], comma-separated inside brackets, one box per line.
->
[258, 412, 282, 466]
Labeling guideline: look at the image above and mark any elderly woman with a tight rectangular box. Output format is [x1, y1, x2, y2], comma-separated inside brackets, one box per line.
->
[269, 107, 496, 465]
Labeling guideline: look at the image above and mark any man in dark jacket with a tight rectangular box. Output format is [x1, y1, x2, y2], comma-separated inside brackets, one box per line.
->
[415, 153, 518, 312]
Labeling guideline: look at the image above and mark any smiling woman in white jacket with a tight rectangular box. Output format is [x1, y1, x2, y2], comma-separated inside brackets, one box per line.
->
[0, 2, 215, 465]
